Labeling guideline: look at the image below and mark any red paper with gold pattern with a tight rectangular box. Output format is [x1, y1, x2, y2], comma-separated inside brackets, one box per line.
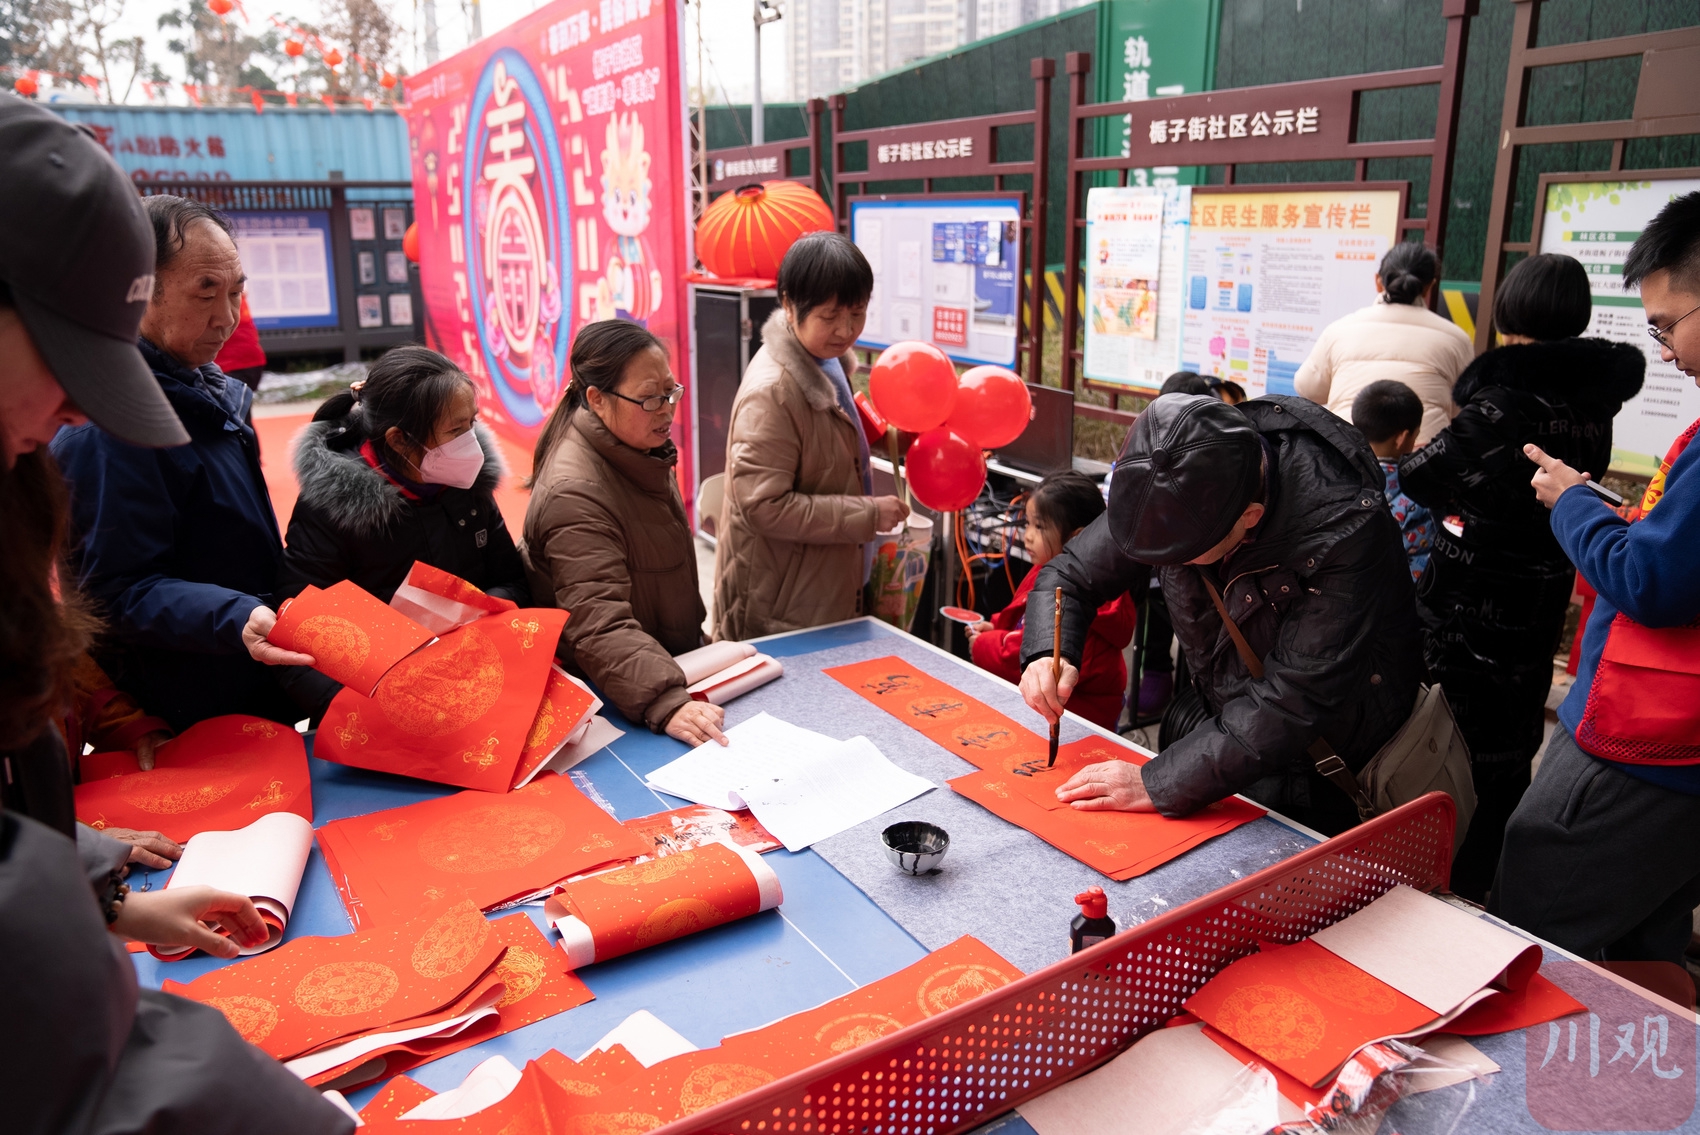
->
[314, 609, 569, 792]
[358, 1061, 582, 1134]
[164, 899, 506, 1061]
[949, 764, 1263, 880]
[557, 935, 1021, 1130]
[358, 1074, 436, 1124]
[553, 843, 767, 965]
[825, 655, 1053, 770]
[509, 666, 598, 790]
[536, 1044, 646, 1103]
[270, 580, 437, 695]
[308, 913, 597, 1089]
[1184, 938, 1437, 1087]
[315, 773, 651, 930]
[74, 715, 312, 843]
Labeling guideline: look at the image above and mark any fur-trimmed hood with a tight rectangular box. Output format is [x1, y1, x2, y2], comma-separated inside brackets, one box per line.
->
[759, 306, 859, 415]
[292, 419, 506, 535]
[1453, 336, 1646, 414]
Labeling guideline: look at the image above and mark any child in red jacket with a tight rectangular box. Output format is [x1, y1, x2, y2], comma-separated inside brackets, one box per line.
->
[967, 471, 1135, 730]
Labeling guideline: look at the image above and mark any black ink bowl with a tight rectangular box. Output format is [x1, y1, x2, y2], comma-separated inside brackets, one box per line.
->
[882, 821, 949, 875]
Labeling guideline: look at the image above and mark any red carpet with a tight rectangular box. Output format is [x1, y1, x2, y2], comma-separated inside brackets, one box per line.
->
[254, 412, 534, 541]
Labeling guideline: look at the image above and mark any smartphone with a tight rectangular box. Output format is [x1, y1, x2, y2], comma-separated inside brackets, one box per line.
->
[1584, 480, 1626, 507]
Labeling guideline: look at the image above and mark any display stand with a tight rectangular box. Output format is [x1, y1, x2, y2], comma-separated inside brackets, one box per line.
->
[1056, 0, 1478, 423]
[1476, 1, 1700, 353]
[654, 792, 1456, 1135]
[689, 282, 781, 539]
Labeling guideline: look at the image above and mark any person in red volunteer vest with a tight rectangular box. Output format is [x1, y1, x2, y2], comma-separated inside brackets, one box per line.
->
[967, 471, 1134, 732]
[1494, 191, 1700, 966]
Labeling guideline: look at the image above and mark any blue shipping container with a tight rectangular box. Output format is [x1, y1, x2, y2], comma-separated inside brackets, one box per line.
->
[49, 105, 412, 186]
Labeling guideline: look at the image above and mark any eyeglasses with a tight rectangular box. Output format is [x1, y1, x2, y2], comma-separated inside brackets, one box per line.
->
[603, 385, 684, 413]
[1647, 303, 1700, 350]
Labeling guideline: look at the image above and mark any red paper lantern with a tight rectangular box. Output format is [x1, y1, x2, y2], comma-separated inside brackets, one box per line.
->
[323, 47, 343, 68]
[284, 39, 305, 57]
[868, 341, 957, 433]
[906, 428, 986, 512]
[207, 0, 233, 13]
[943, 365, 1032, 448]
[402, 222, 420, 263]
[695, 180, 832, 280]
[380, 69, 397, 89]
[14, 72, 38, 97]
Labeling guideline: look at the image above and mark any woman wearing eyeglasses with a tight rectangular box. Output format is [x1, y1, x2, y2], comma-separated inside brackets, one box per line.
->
[1396, 252, 1644, 904]
[524, 320, 727, 747]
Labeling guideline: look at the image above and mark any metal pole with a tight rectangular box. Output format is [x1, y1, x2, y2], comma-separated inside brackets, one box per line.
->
[753, 1, 764, 146]
[422, 0, 439, 65]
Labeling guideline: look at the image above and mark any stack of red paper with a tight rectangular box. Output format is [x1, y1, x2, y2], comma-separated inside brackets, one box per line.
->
[826, 656, 1264, 879]
[1184, 885, 1585, 1089]
[167, 902, 592, 1091]
[315, 774, 652, 930]
[355, 935, 1022, 1132]
[73, 715, 313, 842]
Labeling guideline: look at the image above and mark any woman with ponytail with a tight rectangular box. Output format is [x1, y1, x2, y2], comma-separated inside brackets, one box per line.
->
[1294, 241, 1473, 443]
[523, 321, 726, 747]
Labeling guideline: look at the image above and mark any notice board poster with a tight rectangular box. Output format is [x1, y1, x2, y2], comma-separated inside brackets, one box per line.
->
[1180, 188, 1399, 397]
[850, 196, 1022, 367]
[1084, 184, 1191, 390]
[1537, 177, 1700, 475]
[231, 212, 337, 329]
[402, 0, 691, 461]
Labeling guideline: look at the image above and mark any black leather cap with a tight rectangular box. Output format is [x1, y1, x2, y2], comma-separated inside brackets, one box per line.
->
[1107, 394, 1261, 564]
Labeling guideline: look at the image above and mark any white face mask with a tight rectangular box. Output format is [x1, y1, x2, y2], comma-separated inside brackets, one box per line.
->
[417, 428, 484, 489]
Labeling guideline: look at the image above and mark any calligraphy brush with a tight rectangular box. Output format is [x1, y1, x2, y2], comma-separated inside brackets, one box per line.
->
[1048, 587, 1062, 768]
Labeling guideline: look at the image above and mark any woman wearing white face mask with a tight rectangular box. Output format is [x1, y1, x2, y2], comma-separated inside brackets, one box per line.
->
[273, 345, 529, 720]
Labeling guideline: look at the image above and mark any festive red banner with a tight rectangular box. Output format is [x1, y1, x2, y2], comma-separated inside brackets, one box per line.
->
[401, 0, 693, 504]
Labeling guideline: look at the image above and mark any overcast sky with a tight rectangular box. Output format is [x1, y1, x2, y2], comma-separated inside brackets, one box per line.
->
[105, 0, 787, 105]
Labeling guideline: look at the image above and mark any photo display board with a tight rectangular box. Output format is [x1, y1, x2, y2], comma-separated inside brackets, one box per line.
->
[1083, 184, 1191, 390]
[231, 212, 337, 329]
[850, 196, 1022, 367]
[1180, 188, 1400, 397]
[1536, 176, 1700, 475]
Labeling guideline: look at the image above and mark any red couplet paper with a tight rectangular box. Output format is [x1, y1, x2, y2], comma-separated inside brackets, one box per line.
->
[825, 655, 1051, 770]
[314, 609, 569, 792]
[508, 666, 597, 791]
[269, 579, 436, 695]
[1184, 939, 1438, 1087]
[164, 899, 506, 1062]
[358, 1060, 585, 1134]
[312, 913, 595, 1091]
[530, 935, 1022, 1131]
[74, 715, 312, 843]
[389, 561, 520, 635]
[315, 773, 651, 930]
[1442, 970, 1585, 1036]
[549, 843, 778, 968]
[620, 805, 782, 858]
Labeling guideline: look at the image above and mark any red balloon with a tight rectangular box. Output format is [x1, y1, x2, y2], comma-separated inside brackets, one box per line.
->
[401, 221, 420, 263]
[868, 342, 957, 433]
[944, 365, 1031, 448]
[906, 428, 986, 512]
[13, 73, 38, 97]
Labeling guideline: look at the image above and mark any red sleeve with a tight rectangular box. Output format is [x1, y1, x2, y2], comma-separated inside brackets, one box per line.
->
[970, 626, 1025, 684]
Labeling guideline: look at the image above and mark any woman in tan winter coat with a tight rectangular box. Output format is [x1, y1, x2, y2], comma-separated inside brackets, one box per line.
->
[524, 320, 728, 747]
[714, 233, 907, 641]
[1293, 242, 1473, 444]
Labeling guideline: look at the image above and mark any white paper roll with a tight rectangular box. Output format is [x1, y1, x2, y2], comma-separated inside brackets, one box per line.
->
[675, 640, 757, 686]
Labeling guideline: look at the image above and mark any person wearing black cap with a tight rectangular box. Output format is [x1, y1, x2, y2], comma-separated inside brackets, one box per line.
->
[51, 193, 314, 731]
[1019, 393, 1424, 833]
[0, 96, 353, 1134]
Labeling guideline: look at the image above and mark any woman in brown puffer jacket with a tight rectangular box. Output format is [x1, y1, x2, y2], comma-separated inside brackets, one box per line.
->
[714, 233, 907, 640]
[524, 320, 727, 747]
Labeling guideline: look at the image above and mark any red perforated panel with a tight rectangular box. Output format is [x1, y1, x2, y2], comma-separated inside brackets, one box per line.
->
[657, 793, 1455, 1135]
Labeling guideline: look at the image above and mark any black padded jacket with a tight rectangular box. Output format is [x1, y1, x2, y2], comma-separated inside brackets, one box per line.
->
[1022, 396, 1425, 822]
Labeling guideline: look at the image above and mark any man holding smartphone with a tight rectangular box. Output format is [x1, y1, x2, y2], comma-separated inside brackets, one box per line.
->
[1503, 191, 1700, 966]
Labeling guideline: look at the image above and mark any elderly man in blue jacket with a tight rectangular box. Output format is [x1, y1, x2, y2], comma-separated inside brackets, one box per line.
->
[1496, 191, 1700, 967]
[53, 195, 311, 731]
